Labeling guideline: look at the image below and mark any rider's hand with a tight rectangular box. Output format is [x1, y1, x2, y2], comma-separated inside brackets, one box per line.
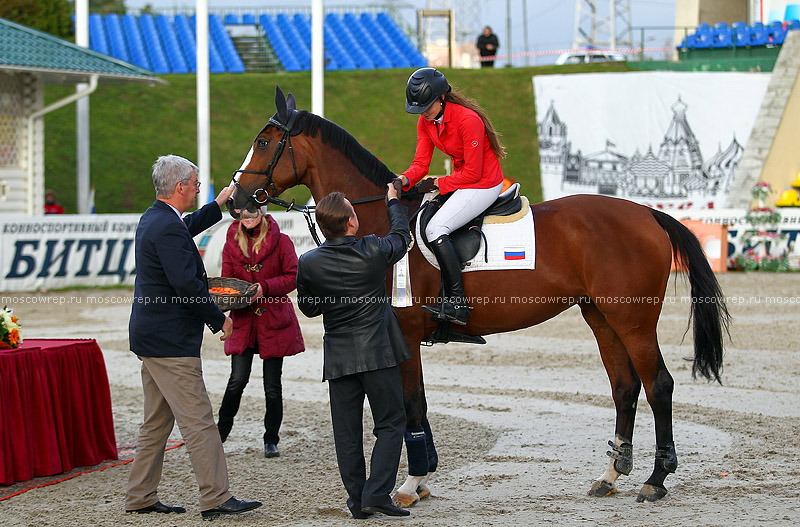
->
[215, 182, 235, 209]
[387, 181, 399, 201]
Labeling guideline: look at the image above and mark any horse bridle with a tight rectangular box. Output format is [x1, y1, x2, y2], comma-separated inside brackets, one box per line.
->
[230, 114, 389, 246]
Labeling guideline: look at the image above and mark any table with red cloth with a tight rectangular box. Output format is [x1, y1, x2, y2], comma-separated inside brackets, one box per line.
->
[0, 339, 117, 486]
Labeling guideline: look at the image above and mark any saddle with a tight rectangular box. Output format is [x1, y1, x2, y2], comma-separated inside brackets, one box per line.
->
[418, 183, 523, 267]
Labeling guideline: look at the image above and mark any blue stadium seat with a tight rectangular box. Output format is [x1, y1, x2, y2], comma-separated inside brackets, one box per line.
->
[224, 14, 239, 25]
[139, 14, 170, 74]
[122, 15, 151, 70]
[276, 13, 311, 70]
[696, 23, 711, 34]
[692, 27, 712, 48]
[788, 19, 800, 30]
[344, 13, 392, 68]
[105, 14, 130, 62]
[88, 13, 110, 56]
[712, 23, 732, 48]
[242, 14, 256, 25]
[376, 13, 427, 67]
[749, 22, 769, 46]
[768, 21, 787, 44]
[732, 22, 749, 47]
[156, 15, 189, 73]
[173, 15, 196, 73]
[209, 14, 245, 73]
[260, 14, 302, 72]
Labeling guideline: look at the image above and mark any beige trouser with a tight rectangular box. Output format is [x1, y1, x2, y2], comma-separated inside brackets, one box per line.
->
[125, 356, 232, 511]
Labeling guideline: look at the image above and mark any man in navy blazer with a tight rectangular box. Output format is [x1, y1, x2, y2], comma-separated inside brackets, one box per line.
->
[126, 155, 261, 520]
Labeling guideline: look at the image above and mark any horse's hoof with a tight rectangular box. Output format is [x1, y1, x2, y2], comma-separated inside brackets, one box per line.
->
[587, 480, 617, 497]
[416, 485, 431, 500]
[392, 491, 419, 508]
[636, 484, 667, 502]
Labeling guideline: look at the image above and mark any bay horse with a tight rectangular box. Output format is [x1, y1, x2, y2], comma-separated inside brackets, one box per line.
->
[228, 88, 729, 504]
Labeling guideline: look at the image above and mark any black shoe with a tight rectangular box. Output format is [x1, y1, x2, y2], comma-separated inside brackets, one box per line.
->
[200, 496, 262, 520]
[126, 501, 186, 514]
[361, 503, 410, 517]
[347, 498, 373, 519]
[428, 235, 471, 325]
[264, 443, 280, 458]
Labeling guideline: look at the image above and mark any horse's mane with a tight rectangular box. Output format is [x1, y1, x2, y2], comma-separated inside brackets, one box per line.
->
[294, 111, 396, 188]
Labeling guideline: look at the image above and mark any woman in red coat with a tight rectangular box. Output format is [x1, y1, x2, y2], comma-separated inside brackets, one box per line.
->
[216, 208, 304, 458]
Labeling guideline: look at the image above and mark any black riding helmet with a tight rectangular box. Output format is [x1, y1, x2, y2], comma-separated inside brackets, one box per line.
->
[405, 67, 451, 114]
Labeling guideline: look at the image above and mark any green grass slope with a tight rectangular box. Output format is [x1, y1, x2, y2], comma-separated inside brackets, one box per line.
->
[44, 63, 629, 213]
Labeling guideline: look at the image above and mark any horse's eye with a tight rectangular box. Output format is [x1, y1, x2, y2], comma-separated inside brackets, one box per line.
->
[257, 139, 269, 148]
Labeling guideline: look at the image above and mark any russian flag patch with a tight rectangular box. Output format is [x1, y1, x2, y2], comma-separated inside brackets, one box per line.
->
[504, 247, 525, 260]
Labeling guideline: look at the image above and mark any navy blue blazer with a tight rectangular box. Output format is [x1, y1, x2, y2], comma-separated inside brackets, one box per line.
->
[129, 200, 226, 358]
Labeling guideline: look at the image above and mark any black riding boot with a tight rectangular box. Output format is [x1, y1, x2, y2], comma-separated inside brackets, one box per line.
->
[422, 234, 471, 325]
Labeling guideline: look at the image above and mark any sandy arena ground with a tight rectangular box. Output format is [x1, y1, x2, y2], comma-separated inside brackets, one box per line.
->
[1, 272, 799, 526]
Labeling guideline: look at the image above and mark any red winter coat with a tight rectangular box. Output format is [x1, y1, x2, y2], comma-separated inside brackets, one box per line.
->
[222, 215, 305, 359]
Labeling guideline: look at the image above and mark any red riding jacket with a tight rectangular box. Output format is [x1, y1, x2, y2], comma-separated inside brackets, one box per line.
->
[221, 215, 305, 359]
[402, 102, 503, 195]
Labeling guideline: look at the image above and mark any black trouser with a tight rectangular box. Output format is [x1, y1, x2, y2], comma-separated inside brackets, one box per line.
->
[328, 366, 405, 509]
[218, 348, 283, 445]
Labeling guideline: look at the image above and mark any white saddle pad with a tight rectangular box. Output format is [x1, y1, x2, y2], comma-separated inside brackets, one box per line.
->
[415, 195, 536, 272]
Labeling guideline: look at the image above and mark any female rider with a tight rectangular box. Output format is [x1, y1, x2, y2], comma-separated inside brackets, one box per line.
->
[399, 67, 506, 325]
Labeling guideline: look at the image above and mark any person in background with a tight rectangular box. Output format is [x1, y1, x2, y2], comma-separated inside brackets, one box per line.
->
[44, 189, 65, 214]
[296, 183, 412, 519]
[216, 207, 305, 459]
[401, 67, 506, 325]
[126, 154, 261, 520]
[476, 26, 499, 68]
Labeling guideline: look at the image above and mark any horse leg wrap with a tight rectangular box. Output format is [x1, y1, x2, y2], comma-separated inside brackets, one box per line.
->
[655, 441, 678, 473]
[422, 419, 439, 473]
[606, 440, 633, 475]
[405, 426, 429, 477]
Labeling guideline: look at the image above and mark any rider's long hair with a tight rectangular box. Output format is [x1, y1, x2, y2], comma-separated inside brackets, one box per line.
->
[445, 90, 507, 159]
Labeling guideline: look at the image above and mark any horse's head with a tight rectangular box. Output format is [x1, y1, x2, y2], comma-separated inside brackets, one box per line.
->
[228, 86, 307, 218]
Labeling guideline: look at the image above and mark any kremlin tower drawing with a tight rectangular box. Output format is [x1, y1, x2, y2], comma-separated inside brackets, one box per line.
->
[537, 97, 742, 208]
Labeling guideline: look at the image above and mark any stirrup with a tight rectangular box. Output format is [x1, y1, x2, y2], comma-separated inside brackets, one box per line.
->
[422, 321, 486, 345]
[421, 302, 470, 326]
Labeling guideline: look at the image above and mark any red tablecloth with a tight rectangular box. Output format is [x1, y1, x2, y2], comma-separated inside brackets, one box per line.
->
[0, 339, 117, 485]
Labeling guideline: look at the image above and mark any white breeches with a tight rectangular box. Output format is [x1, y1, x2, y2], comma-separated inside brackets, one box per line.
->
[425, 183, 503, 241]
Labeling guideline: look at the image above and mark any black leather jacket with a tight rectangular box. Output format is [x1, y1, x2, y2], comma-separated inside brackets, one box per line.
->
[297, 200, 413, 380]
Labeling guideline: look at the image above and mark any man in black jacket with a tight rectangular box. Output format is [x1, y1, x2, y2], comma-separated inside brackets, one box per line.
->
[476, 25, 499, 67]
[296, 182, 412, 519]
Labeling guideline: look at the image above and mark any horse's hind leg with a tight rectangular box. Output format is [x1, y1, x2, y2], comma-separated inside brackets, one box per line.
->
[602, 308, 677, 502]
[580, 302, 641, 497]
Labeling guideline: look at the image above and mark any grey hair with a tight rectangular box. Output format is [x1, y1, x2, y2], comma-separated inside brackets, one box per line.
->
[152, 155, 198, 198]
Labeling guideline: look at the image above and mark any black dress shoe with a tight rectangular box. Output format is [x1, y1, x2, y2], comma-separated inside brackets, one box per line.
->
[361, 503, 410, 517]
[264, 443, 280, 458]
[126, 501, 186, 514]
[347, 498, 373, 519]
[201, 496, 262, 520]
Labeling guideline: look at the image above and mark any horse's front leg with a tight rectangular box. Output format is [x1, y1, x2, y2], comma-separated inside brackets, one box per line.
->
[393, 341, 437, 508]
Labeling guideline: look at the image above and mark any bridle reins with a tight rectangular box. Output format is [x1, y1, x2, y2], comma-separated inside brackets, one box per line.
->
[230, 115, 387, 246]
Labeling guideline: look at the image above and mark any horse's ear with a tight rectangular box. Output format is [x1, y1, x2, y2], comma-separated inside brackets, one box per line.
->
[286, 92, 297, 111]
[275, 86, 288, 122]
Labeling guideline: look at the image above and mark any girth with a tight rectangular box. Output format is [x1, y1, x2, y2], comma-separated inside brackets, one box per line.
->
[419, 183, 522, 267]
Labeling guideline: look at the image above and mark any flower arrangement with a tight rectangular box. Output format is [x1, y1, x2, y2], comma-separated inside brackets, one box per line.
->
[0, 306, 21, 349]
[750, 181, 773, 204]
[734, 182, 789, 272]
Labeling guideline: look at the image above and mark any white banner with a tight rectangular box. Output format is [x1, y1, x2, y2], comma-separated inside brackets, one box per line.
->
[0, 211, 321, 293]
[534, 71, 770, 209]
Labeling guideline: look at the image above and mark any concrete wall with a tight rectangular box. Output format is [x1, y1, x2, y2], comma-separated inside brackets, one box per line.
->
[760, 59, 800, 205]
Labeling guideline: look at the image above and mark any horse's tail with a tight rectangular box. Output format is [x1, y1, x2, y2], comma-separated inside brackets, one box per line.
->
[649, 208, 730, 384]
